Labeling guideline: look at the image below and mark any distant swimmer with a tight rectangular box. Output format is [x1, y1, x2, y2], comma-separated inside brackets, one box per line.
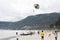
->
[48, 32, 51, 37]
[41, 30, 45, 40]
[37, 31, 40, 35]
[48, 33, 51, 37]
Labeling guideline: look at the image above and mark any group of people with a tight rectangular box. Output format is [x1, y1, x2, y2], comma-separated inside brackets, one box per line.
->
[16, 30, 58, 40]
[38, 30, 58, 40]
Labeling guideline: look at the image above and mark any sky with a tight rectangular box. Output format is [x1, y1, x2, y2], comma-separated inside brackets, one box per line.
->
[0, 0, 60, 22]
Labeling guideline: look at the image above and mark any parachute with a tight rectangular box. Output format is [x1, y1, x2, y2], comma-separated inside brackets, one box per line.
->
[34, 4, 40, 9]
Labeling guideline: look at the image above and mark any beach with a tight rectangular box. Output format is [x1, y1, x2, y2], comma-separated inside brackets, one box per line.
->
[0, 30, 60, 40]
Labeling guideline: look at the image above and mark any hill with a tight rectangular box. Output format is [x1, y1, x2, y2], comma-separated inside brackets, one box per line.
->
[0, 12, 60, 30]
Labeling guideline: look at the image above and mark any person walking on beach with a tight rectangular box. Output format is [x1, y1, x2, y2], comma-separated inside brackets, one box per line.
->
[55, 31, 58, 40]
[41, 30, 45, 40]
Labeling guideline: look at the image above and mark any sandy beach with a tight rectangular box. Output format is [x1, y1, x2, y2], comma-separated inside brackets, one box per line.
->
[0, 30, 60, 40]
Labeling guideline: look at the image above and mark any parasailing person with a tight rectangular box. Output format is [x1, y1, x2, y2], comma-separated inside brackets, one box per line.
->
[33, 3, 40, 13]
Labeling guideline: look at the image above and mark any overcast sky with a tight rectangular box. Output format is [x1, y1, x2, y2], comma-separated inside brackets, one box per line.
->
[0, 0, 60, 22]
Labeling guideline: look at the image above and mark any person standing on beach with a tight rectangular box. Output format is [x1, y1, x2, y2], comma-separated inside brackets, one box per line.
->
[16, 32, 19, 40]
[41, 30, 45, 40]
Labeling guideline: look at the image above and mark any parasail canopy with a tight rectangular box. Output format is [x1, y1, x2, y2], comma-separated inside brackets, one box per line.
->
[34, 4, 40, 9]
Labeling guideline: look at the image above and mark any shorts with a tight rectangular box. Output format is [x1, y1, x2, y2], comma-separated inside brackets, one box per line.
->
[41, 36, 44, 39]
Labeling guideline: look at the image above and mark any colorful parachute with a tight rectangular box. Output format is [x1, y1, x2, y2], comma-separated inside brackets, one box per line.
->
[34, 4, 40, 9]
